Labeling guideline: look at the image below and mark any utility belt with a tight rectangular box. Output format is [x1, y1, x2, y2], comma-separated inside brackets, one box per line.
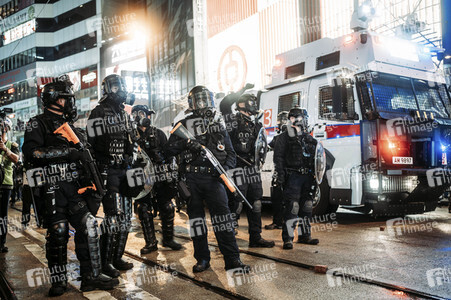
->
[286, 167, 312, 175]
[98, 155, 128, 168]
[183, 164, 217, 175]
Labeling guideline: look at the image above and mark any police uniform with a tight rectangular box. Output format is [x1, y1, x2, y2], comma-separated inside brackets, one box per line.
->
[228, 108, 274, 247]
[132, 105, 181, 254]
[22, 78, 118, 296]
[265, 111, 289, 230]
[165, 86, 249, 273]
[273, 107, 319, 249]
[87, 74, 135, 278]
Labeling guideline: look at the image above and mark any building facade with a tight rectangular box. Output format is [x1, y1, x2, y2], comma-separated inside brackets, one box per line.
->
[0, 0, 101, 146]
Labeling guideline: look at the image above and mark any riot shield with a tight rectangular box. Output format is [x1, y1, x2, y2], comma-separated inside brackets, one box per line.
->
[133, 150, 155, 201]
[255, 127, 268, 169]
[314, 141, 326, 184]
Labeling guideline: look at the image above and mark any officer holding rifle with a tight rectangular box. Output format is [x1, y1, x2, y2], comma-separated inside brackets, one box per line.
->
[165, 86, 250, 273]
[22, 76, 118, 296]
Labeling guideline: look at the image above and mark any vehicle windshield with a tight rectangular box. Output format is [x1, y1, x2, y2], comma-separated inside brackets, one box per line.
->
[359, 73, 451, 119]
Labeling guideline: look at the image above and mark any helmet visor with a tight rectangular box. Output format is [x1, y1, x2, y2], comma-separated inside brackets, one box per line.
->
[193, 91, 214, 110]
[105, 77, 127, 94]
[132, 110, 147, 120]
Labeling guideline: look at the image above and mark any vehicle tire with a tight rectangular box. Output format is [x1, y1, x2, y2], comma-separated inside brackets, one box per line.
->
[312, 179, 338, 216]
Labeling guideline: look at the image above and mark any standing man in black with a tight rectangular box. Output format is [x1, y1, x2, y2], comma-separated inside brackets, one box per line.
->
[131, 105, 181, 254]
[228, 94, 274, 247]
[22, 77, 118, 296]
[87, 74, 135, 278]
[273, 106, 319, 250]
[265, 111, 289, 230]
[165, 86, 249, 273]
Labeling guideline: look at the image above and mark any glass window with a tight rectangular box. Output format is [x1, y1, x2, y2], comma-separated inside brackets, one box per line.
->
[370, 75, 417, 114]
[414, 79, 448, 118]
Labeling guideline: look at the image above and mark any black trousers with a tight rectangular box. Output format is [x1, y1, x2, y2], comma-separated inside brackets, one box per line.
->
[0, 188, 12, 246]
[236, 174, 263, 242]
[136, 181, 175, 221]
[270, 183, 284, 226]
[46, 181, 93, 275]
[281, 172, 314, 242]
[186, 173, 240, 265]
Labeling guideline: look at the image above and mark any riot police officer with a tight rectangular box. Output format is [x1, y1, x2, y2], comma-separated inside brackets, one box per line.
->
[265, 111, 288, 230]
[273, 106, 319, 250]
[228, 94, 274, 247]
[87, 74, 135, 278]
[131, 105, 182, 254]
[22, 76, 118, 296]
[165, 86, 250, 273]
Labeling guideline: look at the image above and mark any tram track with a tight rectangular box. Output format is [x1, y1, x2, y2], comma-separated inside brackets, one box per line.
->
[160, 229, 447, 300]
[11, 206, 447, 300]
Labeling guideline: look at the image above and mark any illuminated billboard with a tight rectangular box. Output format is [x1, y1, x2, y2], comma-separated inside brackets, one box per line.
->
[3, 19, 36, 45]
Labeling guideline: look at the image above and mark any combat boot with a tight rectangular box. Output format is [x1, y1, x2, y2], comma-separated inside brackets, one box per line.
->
[140, 213, 158, 254]
[161, 205, 182, 251]
[80, 272, 119, 292]
[297, 236, 319, 245]
[113, 230, 133, 270]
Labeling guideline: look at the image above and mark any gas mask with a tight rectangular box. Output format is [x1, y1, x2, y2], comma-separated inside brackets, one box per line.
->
[41, 78, 78, 122]
[102, 74, 135, 106]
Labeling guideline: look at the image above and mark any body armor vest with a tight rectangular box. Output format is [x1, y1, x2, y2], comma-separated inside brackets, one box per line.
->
[139, 126, 164, 164]
[286, 133, 316, 169]
[232, 113, 259, 164]
[33, 113, 85, 181]
[181, 118, 227, 166]
[100, 103, 129, 162]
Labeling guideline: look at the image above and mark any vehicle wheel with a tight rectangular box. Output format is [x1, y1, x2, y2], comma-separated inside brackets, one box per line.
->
[312, 179, 338, 216]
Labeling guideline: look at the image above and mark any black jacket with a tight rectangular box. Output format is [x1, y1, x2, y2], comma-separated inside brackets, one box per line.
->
[165, 116, 236, 171]
[273, 129, 317, 177]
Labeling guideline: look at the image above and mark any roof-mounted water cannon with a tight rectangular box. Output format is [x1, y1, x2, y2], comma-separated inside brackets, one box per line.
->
[350, 0, 376, 32]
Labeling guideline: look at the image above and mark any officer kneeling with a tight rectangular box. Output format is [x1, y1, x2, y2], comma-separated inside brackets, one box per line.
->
[273, 106, 320, 250]
[165, 86, 250, 273]
[22, 76, 118, 296]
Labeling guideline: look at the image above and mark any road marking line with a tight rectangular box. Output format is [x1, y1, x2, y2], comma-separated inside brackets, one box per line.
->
[7, 228, 23, 239]
[16, 218, 159, 300]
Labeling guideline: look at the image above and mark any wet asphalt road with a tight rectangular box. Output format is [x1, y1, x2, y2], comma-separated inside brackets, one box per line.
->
[0, 203, 449, 300]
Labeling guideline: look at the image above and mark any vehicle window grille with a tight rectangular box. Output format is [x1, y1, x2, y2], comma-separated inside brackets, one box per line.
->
[278, 92, 300, 113]
[319, 86, 334, 119]
[413, 80, 448, 118]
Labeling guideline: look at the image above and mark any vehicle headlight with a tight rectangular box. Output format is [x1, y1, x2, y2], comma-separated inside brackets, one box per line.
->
[370, 177, 379, 190]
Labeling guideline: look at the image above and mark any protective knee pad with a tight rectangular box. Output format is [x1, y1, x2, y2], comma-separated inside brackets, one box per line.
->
[302, 200, 313, 214]
[137, 202, 151, 220]
[81, 213, 100, 239]
[117, 213, 131, 233]
[101, 214, 119, 236]
[290, 202, 300, 215]
[81, 213, 101, 277]
[252, 200, 262, 213]
[160, 200, 175, 220]
[105, 192, 124, 215]
[123, 197, 132, 217]
[47, 221, 69, 246]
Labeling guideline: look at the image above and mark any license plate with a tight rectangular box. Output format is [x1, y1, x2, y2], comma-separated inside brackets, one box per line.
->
[392, 156, 413, 164]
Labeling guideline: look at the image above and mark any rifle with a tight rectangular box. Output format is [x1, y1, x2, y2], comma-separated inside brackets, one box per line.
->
[170, 123, 253, 210]
[54, 123, 106, 197]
